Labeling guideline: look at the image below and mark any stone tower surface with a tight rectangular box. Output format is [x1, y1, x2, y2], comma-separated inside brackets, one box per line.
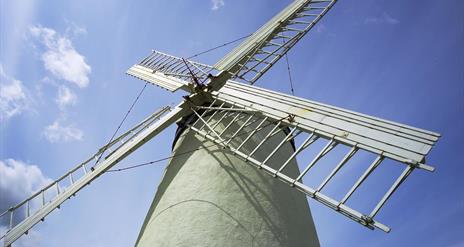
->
[136, 112, 320, 247]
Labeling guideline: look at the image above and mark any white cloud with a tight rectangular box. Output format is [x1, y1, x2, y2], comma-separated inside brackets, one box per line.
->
[0, 159, 50, 246]
[56, 85, 77, 109]
[65, 21, 87, 37]
[42, 121, 83, 143]
[0, 159, 51, 209]
[211, 0, 224, 10]
[0, 64, 30, 120]
[365, 12, 400, 25]
[30, 25, 91, 88]
[28, 25, 87, 143]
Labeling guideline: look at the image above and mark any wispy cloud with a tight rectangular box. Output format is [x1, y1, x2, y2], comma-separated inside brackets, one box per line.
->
[65, 21, 87, 37]
[30, 25, 91, 88]
[365, 12, 400, 25]
[0, 64, 30, 120]
[0, 159, 50, 246]
[55, 85, 77, 109]
[42, 120, 83, 143]
[28, 24, 88, 141]
[211, 0, 224, 10]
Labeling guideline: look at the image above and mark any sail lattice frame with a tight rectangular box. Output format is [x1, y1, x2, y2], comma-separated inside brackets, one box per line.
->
[180, 82, 439, 232]
[214, 0, 337, 85]
[0, 106, 187, 246]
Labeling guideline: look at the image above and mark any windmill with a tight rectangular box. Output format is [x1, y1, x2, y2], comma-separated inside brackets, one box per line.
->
[0, 0, 441, 246]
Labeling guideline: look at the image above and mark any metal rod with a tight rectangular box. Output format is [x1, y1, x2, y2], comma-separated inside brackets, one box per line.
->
[317, 146, 358, 192]
[238, 63, 261, 74]
[152, 56, 171, 70]
[139, 53, 153, 65]
[341, 155, 385, 204]
[160, 56, 177, 69]
[69, 173, 74, 184]
[41, 190, 45, 206]
[163, 57, 183, 72]
[197, 102, 225, 132]
[192, 108, 224, 142]
[231, 37, 269, 79]
[187, 60, 209, 76]
[235, 117, 269, 151]
[192, 99, 216, 126]
[0, 209, 9, 218]
[278, 132, 317, 173]
[148, 52, 164, 65]
[283, 27, 305, 33]
[265, 41, 284, 47]
[294, 138, 335, 184]
[210, 108, 233, 130]
[260, 127, 299, 168]
[194, 106, 256, 113]
[192, 100, 216, 130]
[144, 53, 162, 67]
[248, 121, 283, 158]
[224, 113, 256, 145]
[289, 20, 311, 25]
[369, 165, 414, 218]
[304, 6, 329, 10]
[167, 59, 185, 73]
[177, 65, 192, 76]
[322, 142, 338, 157]
[268, 126, 287, 139]
[9, 210, 14, 229]
[249, 57, 272, 65]
[241, 115, 263, 131]
[297, 12, 320, 17]
[218, 111, 242, 137]
[257, 49, 278, 56]
[26, 200, 30, 218]
[184, 61, 202, 76]
[162, 72, 195, 78]
[160, 57, 177, 70]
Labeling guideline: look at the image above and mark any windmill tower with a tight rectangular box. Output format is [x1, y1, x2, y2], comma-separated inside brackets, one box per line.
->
[0, 0, 441, 246]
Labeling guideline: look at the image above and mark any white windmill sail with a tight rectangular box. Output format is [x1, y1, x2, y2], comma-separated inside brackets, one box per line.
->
[214, 81, 439, 166]
[214, 0, 337, 84]
[127, 50, 220, 93]
[187, 81, 440, 232]
[0, 106, 189, 246]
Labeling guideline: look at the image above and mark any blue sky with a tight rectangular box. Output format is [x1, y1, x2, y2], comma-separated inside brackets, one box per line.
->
[1, 0, 463, 246]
